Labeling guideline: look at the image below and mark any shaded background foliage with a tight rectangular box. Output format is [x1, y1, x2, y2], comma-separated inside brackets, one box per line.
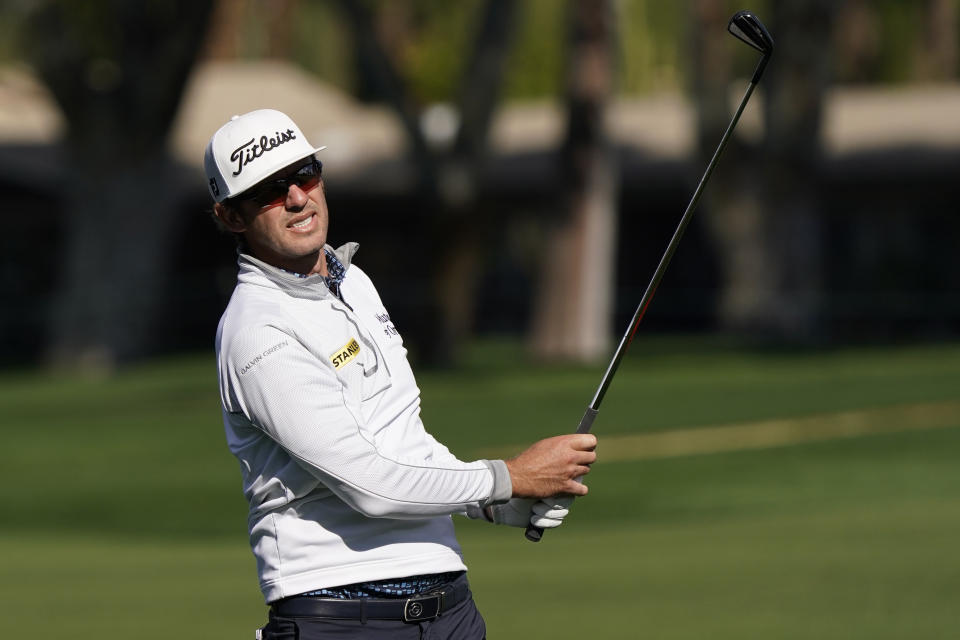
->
[0, 0, 958, 371]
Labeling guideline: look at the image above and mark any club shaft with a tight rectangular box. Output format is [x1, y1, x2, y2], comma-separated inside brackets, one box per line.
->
[589, 78, 758, 412]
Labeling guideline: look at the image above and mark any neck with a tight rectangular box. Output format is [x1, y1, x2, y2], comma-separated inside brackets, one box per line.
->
[302, 249, 329, 277]
[249, 247, 329, 277]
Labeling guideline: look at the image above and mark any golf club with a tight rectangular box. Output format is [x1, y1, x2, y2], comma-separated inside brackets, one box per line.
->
[525, 9, 774, 543]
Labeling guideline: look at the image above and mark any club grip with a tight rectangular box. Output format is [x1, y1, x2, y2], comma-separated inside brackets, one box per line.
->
[524, 524, 544, 542]
[524, 407, 598, 542]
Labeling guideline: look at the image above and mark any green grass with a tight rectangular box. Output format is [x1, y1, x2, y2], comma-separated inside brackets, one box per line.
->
[424, 338, 960, 451]
[1, 338, 959, 638]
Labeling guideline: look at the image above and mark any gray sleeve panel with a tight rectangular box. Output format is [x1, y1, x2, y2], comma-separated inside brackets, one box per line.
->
[480, 459, 512, 506]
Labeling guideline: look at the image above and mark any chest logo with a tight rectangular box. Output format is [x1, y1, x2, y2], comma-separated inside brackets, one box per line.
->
[330, 338, 361, 369]
[375, 312, 399, 338]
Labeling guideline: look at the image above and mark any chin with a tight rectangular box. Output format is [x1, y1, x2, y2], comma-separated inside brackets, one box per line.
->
[296, 239, 327, 258]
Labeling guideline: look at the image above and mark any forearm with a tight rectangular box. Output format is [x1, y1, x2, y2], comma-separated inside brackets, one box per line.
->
[289, 444, 510, 519]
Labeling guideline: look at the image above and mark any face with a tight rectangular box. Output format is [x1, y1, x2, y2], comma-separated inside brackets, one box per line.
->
[215, 157, 330, 276]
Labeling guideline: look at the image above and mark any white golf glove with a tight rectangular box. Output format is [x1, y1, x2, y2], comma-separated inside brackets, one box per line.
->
[484, 496, 574, 529]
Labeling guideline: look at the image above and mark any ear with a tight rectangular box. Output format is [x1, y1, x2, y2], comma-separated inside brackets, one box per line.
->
[213, 202, 247, 233]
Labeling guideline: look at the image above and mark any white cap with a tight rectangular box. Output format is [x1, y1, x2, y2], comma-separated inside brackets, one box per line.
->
[203, 109, 326, 202]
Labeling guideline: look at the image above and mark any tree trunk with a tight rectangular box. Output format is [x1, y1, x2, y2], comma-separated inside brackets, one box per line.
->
[337, 0, 518, 366]
[695, 0, 833, 342]
[26, 0, 214, 371]
[914, 0, 957, 80]
[760, 0, 834, 341]
[429, 0, 519, 364]
[692, 0, 776, 335]
[529, 0, 618, 362]
[49, 161, 184, 370]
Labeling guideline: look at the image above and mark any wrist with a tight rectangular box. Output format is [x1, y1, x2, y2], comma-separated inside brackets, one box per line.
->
[481, 459, 513, 505]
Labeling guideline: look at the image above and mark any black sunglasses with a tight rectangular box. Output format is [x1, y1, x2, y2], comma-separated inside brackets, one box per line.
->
[233, 158, 322, 208]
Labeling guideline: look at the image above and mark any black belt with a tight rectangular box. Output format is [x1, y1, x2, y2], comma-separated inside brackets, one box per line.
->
[271, 574, 470, 623]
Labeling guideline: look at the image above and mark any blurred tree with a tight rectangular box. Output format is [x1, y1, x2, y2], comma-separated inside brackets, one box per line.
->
[914, 0, 957, 80]
[24, 0, 214, 371]
[204, 0, 303, 62]
[616, 0, 683, 95]
[833, 0, 958, 84]
[336, 0, 438, 197]
[835, 0, 959, 85]
[760, 0, 835, 340]
[833, 0, 881, 83]
[430, 0, 521, 362]
[695, 0, 834, 341]
[336, 0, 519, 365]
[529, 0, 618, 362]
[692, 0, 772, 337]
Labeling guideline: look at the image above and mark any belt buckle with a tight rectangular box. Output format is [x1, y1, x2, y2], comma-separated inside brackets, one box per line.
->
[403, 591, 443, 622]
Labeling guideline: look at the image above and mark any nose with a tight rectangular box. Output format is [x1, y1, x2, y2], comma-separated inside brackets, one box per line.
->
[284, 183, 309, 210]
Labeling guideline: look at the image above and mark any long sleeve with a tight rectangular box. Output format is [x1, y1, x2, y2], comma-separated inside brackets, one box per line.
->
[223, 324, 501, 518]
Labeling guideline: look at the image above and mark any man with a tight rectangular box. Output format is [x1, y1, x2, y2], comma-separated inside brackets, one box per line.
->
[206, 109, 597, 639]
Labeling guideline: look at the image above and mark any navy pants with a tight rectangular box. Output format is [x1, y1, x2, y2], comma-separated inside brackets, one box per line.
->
[257, 579, 486, 639]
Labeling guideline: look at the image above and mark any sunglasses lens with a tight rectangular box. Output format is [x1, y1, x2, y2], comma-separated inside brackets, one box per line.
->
[239, 159, 322, 207]
[294, 160, 322, 190]
[251, 183, 289, 207]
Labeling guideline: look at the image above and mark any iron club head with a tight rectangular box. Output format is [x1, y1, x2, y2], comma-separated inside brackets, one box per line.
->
[728, 10, 774, 56]
[728, 10, 774, 83]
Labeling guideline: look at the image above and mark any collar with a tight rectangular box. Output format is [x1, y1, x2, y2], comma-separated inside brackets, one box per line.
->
[236, 242, 359, 300]
[279, 248, 346, 280]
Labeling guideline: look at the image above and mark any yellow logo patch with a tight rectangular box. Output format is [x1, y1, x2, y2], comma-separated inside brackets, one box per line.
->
[330, 338, 361, 369]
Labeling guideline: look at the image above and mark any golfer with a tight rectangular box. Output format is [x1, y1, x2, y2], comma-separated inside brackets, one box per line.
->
[206, 109, 597, 639]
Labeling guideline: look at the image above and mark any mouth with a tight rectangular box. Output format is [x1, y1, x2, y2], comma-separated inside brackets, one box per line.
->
[287, 213, 316, 232]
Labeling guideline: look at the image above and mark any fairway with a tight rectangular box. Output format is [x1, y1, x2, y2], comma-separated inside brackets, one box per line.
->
[479, 400, 960, 461]
[1, 339, 958, 638]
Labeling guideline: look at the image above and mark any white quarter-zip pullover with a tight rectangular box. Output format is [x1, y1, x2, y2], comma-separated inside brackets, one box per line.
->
[215, 244, 511, 603]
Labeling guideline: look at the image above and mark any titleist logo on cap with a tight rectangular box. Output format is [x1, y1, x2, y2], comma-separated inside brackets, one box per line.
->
[231, 129, 297, 176]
